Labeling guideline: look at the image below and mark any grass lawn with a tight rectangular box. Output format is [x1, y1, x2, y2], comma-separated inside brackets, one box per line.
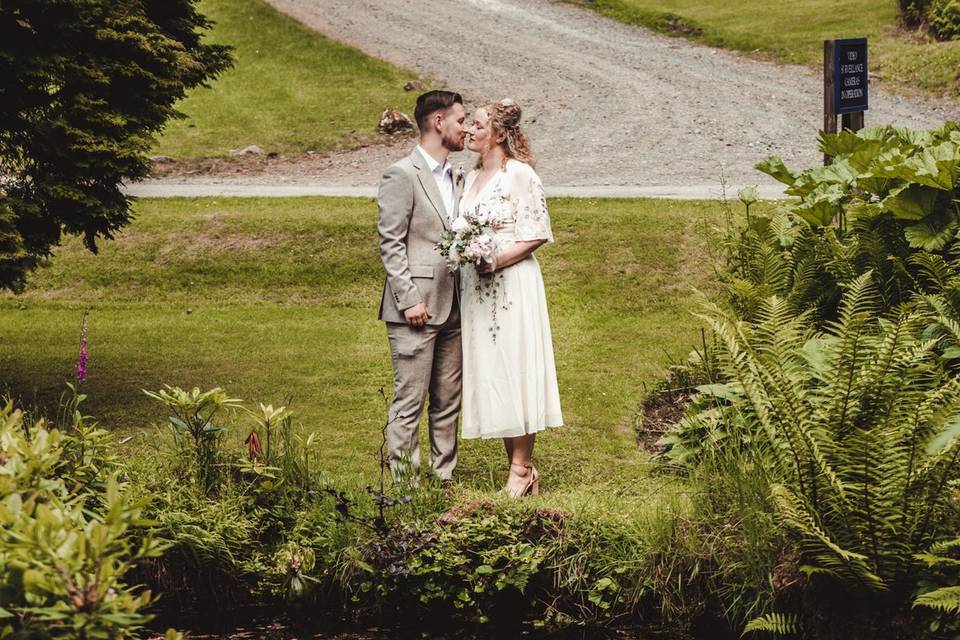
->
[570, 0, 960, 97]
[0, 196, 726, 505]
[153, 0, 426, 159]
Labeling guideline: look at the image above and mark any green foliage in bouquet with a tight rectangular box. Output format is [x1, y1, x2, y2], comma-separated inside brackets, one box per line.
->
[0, 400, 172, 639]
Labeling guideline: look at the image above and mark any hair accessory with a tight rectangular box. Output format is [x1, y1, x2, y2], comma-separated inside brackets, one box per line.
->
[500, 98, 515, 107]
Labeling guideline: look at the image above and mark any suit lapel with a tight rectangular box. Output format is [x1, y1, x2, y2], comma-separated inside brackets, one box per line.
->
[411, 149, 450, 230]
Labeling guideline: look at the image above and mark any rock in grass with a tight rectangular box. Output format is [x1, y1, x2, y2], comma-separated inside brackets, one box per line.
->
[229, 144, 265, 157]
[403, 80, 425, 91]
[150, 155, 176, 163]
[378, 108, 414, 134]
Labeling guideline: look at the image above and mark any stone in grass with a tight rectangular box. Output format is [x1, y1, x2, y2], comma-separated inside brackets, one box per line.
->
[378, 108, 414, 134]
[403, 80, 425, 91]
[150, 155, 175, 163]
[229, 144, 265, 157]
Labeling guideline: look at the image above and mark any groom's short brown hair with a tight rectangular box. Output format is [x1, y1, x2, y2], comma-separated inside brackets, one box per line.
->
[414, 90, 463, 131]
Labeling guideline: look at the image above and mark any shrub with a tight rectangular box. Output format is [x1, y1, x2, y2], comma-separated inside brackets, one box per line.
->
[901, 0, 935, 26]
[928, 0, 960, 40]
[143, 386, 243, 495]
[0, 401, 173, 639]
[658, 123, 960, 634]
[671, 277, 960, 635]
[0, 0, 232, 292]
[728, 123, 960, 329]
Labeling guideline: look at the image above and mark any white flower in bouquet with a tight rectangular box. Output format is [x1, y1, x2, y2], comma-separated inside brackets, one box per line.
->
[451, 216, 471, 234]
[436, 206, 500, 271]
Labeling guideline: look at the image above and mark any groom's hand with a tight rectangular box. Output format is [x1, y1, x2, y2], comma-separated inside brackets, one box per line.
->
[404, 303, 432, 327]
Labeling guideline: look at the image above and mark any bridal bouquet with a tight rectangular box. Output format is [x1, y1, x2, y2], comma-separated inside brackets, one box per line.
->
[436, 204, 503, 272]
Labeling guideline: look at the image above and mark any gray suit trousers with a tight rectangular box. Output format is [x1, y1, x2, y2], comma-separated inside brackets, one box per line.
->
[385, 298, 462, 480]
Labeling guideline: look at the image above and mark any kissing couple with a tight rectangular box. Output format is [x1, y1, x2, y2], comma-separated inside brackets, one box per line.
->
[377, 90, 563, 497]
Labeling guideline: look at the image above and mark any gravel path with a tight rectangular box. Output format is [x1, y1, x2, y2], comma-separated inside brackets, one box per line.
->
[124, 183, 788, 199]
[142, 0, 959, 193]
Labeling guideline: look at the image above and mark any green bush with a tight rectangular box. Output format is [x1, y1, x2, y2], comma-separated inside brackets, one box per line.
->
[672, 280, 960, 635]
[0, 400, 175, 639]
[143, 386, 242, 495]
[0, 0, 232, 292]
[737, 123, 960, 326]
[928, 0, 960, 40]
[901, 0, 935, 26]
[1, 384, 757, 635]
[657, 123, 960, 636]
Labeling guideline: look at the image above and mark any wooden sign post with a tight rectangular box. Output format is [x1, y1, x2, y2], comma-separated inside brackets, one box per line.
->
[823, 38, 868, 164]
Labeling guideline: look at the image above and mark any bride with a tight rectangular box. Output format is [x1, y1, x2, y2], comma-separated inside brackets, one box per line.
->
[459, 99, 563, 498]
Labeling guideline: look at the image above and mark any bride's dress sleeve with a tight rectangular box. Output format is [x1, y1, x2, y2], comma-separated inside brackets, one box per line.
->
[511, 162, 554, 243]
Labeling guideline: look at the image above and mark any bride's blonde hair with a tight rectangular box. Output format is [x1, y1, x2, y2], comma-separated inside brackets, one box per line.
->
[475, 99, 535, 170]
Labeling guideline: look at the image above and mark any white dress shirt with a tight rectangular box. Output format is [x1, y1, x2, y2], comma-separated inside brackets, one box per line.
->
[417, 145, 454, 222]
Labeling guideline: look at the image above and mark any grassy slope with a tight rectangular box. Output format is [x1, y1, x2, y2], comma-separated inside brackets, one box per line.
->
[573, 0, 960, 97]
[153, 0, 423, 159]
[0, 196, 723, 503]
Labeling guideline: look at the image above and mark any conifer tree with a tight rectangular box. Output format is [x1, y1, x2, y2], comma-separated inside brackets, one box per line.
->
[0, 0, 233, 291]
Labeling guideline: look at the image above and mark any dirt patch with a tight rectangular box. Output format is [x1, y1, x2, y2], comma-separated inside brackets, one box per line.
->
[149, 133, 419, 186]
[659, 14, 704, 37]
[176, 212, 275, 254]
[636, 388, 691, 455]
[438, 499, 496, 526]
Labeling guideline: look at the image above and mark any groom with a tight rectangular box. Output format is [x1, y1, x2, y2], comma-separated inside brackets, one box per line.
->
[377, 90, 466, 482]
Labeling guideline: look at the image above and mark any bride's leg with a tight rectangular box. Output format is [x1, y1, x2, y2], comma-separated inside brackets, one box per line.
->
[503, 437, 515, 466]
[505, 434, 536, 496]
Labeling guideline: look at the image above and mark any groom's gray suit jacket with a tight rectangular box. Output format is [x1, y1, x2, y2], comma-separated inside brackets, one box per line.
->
[377, 148, 461, 324]
[377, 147, 464, 481]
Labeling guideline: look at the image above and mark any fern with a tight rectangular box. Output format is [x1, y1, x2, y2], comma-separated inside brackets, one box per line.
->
[676, 123, 960, 632]
[742, 612, 799, 636]
[914, 586, 960, 614]
[668, 281, 960, 622]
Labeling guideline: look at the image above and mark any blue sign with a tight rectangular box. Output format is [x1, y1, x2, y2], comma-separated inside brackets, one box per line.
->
[835, 38, 868, 114]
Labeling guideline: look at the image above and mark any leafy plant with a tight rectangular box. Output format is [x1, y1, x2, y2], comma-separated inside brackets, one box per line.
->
[352, 503, 564, 628]
[914, 535, 960, 637]
[720, 124, 960, 331]
[927, 0, 960, 40]
[0, 401, 174, 639]
[760, 124, 959, 249]
[681, 277, 960, 634]
[742, 612, 799, 636]
[143, 386, 242, 494]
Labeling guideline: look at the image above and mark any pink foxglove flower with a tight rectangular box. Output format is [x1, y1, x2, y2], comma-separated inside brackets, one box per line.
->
[76, 309, 90, 383]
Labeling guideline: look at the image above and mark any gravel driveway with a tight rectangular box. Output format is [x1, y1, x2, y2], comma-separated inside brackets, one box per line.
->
[150, 0, 959, 192]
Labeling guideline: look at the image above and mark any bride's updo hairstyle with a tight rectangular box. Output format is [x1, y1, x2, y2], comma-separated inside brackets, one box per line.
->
[479, 98, 535, 169]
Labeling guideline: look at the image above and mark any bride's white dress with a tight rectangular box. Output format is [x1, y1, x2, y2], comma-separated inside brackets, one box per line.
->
[459, 159, 563, 440]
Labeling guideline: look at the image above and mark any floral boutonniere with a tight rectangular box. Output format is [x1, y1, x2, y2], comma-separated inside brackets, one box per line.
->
[455, 164, 465, 187]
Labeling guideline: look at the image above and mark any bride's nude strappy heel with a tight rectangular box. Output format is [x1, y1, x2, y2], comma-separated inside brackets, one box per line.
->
[506, 462, 539, 498]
